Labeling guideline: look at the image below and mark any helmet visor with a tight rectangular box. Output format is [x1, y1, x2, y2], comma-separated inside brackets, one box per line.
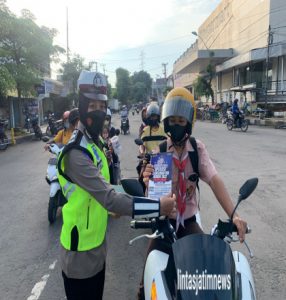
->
[161, 96, 194, 124]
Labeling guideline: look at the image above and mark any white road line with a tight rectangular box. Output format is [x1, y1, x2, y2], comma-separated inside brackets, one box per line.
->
[27, 260, 58, 300]
[49, 260, 57, 270]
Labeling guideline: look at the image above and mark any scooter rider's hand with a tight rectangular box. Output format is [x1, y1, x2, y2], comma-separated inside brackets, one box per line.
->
[233, 215, 247, 243]
[142, 163, 154, 188]
[44, 143, 50, 151]
[160, 193, 176, 217]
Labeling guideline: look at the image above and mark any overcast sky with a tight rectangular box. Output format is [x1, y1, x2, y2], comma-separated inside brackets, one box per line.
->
[6, 0, 220, 86]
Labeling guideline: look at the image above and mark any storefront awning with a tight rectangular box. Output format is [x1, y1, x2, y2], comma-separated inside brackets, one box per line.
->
[175, 49, 233, 74]
[230, 83, 263, 93]
[216, 44, 286, 72]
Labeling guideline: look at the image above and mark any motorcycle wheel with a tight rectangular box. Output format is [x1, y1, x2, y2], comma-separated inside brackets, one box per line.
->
[226, 120, 233, 131]
[241, 120, 248, 132]
[48, 193, 59, 224]
[0, 135, 8, 150]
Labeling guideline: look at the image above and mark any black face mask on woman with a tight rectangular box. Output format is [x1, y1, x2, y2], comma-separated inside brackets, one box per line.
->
[168, 124, 187, 143]
[85, 110, 106, 141]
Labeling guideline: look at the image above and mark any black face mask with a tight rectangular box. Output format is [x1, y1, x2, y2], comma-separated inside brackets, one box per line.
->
[142, 117, 148, 124]
[85, 110, 106, 141]
[168, 124, 187, 142]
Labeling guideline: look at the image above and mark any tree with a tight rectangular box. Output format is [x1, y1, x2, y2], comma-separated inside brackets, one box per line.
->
[60, 54, 87, 94]
[0, 65, 15, 97]
[107, 82, 112, 99]
[131, 81, 148, 102]
[115, 68, 130, 104]
[130, 70, 152, 103]
[193, 64, 215, 105]
[0, 4, 65, 100]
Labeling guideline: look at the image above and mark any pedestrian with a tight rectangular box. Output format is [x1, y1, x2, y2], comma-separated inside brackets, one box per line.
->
[57, 70, 176, 300]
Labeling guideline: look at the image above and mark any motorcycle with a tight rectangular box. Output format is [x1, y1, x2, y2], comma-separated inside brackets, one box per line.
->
[31, 115, 43, 139]
[45, 113, 62, 136]
[0, 119, 9, 151]
[121, 116, 130, 135]
[226, 111, 248, 132]
[121, 177, 258, 300]
[44, 141, 67, 224]
[221, 110, 232, 124]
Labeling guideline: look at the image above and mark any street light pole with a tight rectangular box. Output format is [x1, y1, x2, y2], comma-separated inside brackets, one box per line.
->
[265, 25, 273, 109]
[192, 31, 209, 50]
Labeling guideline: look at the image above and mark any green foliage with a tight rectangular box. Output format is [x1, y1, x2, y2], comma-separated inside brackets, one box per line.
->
[115, 68, 130, 104]
[193, 64, 215, 105]
[130, 70, 152, 103]
[107, 82, 112, 99]
[0, 4, 64, 98]
[60, 54, 87, 94]
[0, 65, 15, 96]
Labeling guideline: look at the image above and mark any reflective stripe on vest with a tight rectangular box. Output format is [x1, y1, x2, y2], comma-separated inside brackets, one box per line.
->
[57, 134, 110, 251]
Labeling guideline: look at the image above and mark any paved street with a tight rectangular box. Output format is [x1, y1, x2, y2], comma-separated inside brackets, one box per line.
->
[0, 114, 286, 300]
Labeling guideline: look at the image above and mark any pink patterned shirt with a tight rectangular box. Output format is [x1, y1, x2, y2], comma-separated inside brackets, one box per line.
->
[155, 138, 217, 223]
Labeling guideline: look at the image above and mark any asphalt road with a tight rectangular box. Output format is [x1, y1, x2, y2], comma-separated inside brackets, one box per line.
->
[0, 114, 285, 300]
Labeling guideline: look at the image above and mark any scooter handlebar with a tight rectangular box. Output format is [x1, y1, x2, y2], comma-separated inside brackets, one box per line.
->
[231, 223, 251, 234]
[130, 220, 153, 229]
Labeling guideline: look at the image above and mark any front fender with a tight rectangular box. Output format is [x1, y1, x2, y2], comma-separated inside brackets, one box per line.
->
[50, 182, 61, 197]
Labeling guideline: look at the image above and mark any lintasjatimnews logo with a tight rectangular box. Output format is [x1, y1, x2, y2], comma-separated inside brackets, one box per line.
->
[177, 269, 231, 295]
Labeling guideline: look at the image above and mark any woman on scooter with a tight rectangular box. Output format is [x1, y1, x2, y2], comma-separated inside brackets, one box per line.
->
[140, 102, 167, 154]
[44, 109, 79, 150]
[138, 87, 248, 299]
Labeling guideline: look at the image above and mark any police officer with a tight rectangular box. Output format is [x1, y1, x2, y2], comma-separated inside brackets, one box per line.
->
[57, 70, 176, 300]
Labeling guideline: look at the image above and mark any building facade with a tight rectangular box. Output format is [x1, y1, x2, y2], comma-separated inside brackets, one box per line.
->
[173, 0, 286, 110]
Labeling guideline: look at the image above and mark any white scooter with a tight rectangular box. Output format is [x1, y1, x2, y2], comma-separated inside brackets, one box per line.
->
[45, 143, 66, 224]
[121, 178, 258, 300]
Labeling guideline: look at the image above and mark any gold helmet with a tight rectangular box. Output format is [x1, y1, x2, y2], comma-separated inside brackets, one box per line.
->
[161, 87, 196, 134]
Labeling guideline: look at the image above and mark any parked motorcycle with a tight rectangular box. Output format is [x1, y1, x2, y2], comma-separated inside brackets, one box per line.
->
[121, 116, 130, 135]
[31, 115, 43, 139]
[45, 113, 62, 136]
[0, 119, 9, 151]
[44, 141, 66, 224]
[121, 177, 258, 300]
[227, 111, 248, 132]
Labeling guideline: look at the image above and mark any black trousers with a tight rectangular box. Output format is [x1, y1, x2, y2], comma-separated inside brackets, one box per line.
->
[62, 265, 105, 300]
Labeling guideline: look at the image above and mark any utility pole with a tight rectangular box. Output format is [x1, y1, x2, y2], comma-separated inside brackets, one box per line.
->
[162, 63, 168, 79]
[89, 61, 98, 72]
[265, 25, 273, 109]
[101, 64, 106, 75]
[140, 51, 145, 70]
[66, 7, 70, 62]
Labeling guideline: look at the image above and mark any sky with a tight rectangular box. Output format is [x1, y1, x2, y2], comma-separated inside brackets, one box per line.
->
[6, 0, 221, 86]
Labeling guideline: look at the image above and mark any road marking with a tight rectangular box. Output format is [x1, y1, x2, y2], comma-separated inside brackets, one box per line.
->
[49, 260, 57, 270]
[27, 260, 58, 300]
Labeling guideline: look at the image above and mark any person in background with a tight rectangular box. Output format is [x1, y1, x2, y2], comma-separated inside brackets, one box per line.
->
[139, 106, 148, 137]
[231, 98, 241, 127]
[44, 110, 75, 150]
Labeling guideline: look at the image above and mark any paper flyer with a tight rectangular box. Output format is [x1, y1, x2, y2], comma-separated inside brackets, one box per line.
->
[147, 152, 173, 200]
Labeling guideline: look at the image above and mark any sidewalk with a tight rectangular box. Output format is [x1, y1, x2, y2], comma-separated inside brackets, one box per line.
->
[6, 125, 47, 145]
[247, 116, 286, 127]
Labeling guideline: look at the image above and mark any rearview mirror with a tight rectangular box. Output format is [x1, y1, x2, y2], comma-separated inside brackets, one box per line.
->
[120, 179, 145, 197]
[42, 136, 50, 143]
[239, 178, 258, 201]
[134, 138, 143, 146]
[231, 177, 258, 220]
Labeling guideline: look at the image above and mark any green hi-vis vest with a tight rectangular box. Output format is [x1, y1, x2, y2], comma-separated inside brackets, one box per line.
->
[57, 130, 110, 251]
